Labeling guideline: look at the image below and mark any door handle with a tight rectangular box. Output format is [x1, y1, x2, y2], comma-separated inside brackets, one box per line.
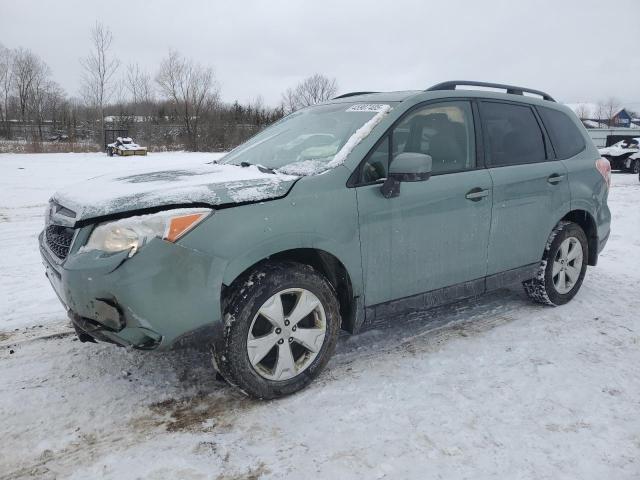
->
[465, 188, 489, 201]
[547, 173, 565, 184]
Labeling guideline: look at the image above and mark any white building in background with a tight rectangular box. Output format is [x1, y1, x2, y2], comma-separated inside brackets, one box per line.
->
[103, 115, 148, 123]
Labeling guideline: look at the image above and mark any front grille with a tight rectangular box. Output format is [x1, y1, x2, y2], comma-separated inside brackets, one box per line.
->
[45, 225, 75, 260]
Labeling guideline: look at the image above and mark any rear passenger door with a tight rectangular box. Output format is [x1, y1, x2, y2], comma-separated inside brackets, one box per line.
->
[479, 101, 571, 276]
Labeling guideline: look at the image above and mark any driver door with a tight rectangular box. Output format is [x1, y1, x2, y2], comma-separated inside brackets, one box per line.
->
[354, 101, 493, 311]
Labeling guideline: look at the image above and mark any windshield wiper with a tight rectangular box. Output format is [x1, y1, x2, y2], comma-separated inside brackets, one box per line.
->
[240, 161, 276, 174]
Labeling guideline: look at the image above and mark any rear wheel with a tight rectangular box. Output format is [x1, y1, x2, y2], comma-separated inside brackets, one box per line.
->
[214, 262, 340, 399]
[632, 159, 640, 175]
[523, 221, 588, 306]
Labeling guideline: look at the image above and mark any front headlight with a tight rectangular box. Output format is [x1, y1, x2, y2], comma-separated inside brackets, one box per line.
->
[83, 208, 212, 256]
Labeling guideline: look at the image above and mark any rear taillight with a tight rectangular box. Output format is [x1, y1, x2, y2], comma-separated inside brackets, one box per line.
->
[596, 157, 611, 189]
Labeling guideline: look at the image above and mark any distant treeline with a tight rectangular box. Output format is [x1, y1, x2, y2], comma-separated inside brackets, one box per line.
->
[0, 23, 338, 152]
[0, 99, 284, 152]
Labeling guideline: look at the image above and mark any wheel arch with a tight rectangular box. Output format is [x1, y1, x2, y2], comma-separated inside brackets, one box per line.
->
[561, 209, 598, 265]
[223, 248, 360, 334]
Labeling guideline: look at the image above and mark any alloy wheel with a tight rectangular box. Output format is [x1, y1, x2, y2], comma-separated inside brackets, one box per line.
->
[552, 236, 583, 294]
[247, 288, 327, 381]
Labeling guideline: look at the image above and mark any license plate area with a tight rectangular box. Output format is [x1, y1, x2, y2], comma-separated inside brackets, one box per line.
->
[44, 262, 68, 310]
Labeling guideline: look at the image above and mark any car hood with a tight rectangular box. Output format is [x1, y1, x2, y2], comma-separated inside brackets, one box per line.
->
[52, 163, 299, 223]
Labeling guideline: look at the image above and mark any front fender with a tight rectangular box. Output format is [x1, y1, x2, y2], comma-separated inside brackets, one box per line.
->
[179, 169, 364, 296]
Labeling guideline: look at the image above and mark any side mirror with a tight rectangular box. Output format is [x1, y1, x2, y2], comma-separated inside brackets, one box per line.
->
[381, 152, 432, 198]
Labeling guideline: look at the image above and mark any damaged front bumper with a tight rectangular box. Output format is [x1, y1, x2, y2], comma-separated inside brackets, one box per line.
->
[68, 308, 162, 350]
[39, 230, 227, 350]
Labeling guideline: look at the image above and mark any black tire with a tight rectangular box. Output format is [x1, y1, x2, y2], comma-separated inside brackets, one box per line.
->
[107, 147, 114, 157]
[523, 221, 588, 306]
[213, 261, 341, 399]
[632, 159, 640, 175]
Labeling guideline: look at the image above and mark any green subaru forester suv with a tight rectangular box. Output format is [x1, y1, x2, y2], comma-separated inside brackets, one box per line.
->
[40, 81, 611, 399]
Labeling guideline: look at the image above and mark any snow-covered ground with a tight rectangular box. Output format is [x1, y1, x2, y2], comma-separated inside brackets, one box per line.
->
[1, 152, 639, 479]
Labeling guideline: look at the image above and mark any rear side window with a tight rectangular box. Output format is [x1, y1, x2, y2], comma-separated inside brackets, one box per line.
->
[538, 107, 586, 159]
[480, 102, 546, 166]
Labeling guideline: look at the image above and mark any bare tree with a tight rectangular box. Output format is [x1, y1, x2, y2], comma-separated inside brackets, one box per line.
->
[281, 87, 299, 115]
[125, 63, 154, 117]
[596, 98, 621, 127]
[574, 103, 591, 121]
[44, 81, 65, 129]
[156, 50, 219, 150]
[111, 77, 132, 123]
[603, 97, 621, 127]
[248, 95, 266, 125]
[29, 77, 52, 139]
[595, 104, 606, 128]
[0, 44, 12, 131]
[12, 48, 50, 123]
[80, 21, 120, 124]
[281, 73, 338, 113]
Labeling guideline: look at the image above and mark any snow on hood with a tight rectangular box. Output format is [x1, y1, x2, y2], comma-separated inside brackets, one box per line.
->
[52, 163, 299, 221]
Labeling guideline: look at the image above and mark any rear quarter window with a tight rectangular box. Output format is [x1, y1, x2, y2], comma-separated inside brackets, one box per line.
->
[538, 107, 586, 159]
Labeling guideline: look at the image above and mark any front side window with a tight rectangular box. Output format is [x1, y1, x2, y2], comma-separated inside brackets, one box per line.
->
[359, 101, 475, 182]
[480, 102, 546, 166]
[538, 107, 586, 159]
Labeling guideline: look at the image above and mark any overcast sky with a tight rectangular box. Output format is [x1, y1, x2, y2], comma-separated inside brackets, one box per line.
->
[1, 0, 638, 108]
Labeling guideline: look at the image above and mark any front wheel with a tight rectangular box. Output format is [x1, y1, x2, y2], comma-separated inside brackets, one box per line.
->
[523, 221, 588, 306]
[632, 159, 640, 175]
[214, 262, 341, 399]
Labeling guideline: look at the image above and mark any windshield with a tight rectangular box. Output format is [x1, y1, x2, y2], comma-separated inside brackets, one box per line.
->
[220, 102, 394, 175]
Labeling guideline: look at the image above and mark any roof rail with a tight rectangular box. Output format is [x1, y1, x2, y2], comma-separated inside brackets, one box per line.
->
[426, 81, 555, 102]
[332, 91, 379, 99]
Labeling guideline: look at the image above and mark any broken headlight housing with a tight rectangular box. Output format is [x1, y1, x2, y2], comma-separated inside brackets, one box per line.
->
[83, 208, 212, 256]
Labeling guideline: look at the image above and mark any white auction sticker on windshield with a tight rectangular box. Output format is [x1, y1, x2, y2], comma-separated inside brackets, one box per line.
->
[346, 104, 390, 113]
